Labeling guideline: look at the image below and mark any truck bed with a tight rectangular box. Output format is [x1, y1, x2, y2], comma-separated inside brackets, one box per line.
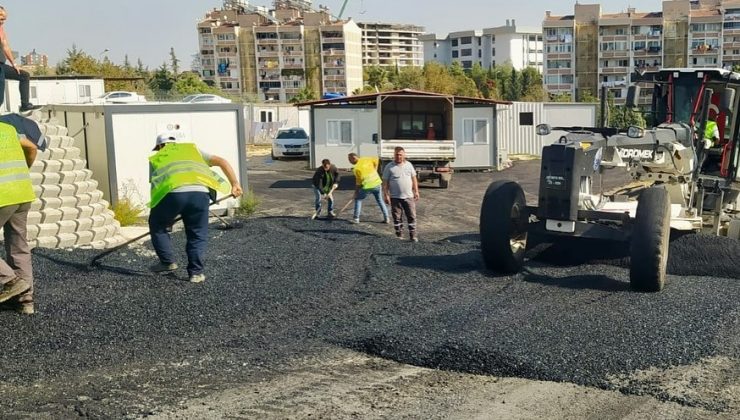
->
[379, 139, 456, 161]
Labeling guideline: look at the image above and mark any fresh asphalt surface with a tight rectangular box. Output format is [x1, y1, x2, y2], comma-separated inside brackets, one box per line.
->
[1, 157, 739, 417]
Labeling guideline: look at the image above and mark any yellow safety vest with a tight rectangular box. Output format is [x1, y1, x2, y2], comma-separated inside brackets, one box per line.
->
[148, 143, 230, 208]
[704, 120, 718, 147]
[353, 157, 382, 190]
[0, 122, 36, 207]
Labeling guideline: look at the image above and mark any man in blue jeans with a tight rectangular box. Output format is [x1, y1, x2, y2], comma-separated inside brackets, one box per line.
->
[311, 158, 340, 219]
[148, 132, 242, 283]
[347, 153, 389, 224]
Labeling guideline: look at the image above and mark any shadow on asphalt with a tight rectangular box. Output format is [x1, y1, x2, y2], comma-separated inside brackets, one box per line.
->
[395, 251, 482, 274]
[521, 268, 631, 292]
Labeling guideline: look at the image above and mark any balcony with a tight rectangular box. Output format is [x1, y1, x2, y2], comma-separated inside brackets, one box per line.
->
[256, 49, 279, 57]
[322, 48, 346, 56]
[692, 46, 720, 55]
[323, 74, 346, 81]
[601, 50, 630, 58]
[599, 67, 630, 74]
[256, 38, 279, 45]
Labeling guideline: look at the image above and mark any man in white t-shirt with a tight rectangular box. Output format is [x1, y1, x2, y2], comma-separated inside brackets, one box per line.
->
[382, 146, 420, 242]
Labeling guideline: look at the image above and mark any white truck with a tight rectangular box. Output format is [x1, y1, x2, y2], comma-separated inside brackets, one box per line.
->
[376, 92, 457, 188]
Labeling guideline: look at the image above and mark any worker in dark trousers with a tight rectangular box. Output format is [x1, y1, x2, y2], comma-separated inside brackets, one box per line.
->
[0, 121, 38, 314]
[311, 158, 340, 219]
[0, 7, 41, 112]
[148, 133, 242, 283]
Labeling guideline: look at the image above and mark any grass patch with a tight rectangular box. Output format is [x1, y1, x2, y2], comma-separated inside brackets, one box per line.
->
[112, 197, 145, 226]
[235, 188, 260, 217]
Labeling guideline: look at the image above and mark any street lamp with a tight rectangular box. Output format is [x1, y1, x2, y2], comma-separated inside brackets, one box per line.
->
[98, 49, 110, 60]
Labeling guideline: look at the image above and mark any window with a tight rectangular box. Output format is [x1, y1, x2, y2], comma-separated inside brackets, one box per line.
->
[30, 86, 38, 100]
[452, 50, 459, 58]
[78, 85, 91, 98]
[327, 120, 353, 145]
[451, 39, 458, 47]
[461, 48, 472, 57]
[519, 112, 534, 126]
[461, 36, 472, 44]
[463, 118, 488, 144]
[260, 110, 273, 122]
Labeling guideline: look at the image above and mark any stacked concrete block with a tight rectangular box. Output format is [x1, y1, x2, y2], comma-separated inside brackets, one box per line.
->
[14, 114, 129, 250]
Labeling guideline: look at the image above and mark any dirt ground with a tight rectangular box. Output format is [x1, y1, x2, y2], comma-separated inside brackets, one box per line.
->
[147, 150, 736, 420]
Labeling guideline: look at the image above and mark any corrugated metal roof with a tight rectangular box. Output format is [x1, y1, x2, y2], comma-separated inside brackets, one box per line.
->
[294, 89, 512, 107]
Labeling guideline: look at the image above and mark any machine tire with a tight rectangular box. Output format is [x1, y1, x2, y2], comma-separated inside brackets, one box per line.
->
[630, 187, 671, 292]
[439, 177, 450, 189]
[480, 180, 528, 273]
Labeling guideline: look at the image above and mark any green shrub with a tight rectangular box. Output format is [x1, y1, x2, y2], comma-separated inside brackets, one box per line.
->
[235, 189, 260, 217]
[112, 197, 145, 226]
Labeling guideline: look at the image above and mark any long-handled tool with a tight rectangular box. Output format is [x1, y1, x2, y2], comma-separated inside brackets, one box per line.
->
[334, 197, 355, 216]
[89, 194, 236, 267]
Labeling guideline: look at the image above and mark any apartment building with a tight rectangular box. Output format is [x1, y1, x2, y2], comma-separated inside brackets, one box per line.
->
[21, 49, 48, 67]
[542, 1, 740, 103]
[358, 22, 425, 67]
[197, 5, 363, 102]
[422, 20, 544, 71]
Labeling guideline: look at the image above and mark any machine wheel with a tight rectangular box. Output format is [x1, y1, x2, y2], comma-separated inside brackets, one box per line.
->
[439, 177, 450, 189]
[630, 187, 671, 292]
[480, 180, 528, 273]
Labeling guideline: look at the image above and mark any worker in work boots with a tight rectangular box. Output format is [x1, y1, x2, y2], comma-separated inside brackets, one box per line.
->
[148, 133, 243, 283]
[311, 158, 340, 219]
[0, 7, 42, 113]
[347, 152, 389, 224]
[0, 121, 38, 315]
[382, 146, 420, 242]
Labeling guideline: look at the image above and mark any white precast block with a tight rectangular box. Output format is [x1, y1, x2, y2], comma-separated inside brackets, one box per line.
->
[75, 217, 94, 232]
[46, 135, 63, 148]
[60, 207, 80, 221]
[43, 124, 58, 135]
[27, 211, 42, 225]
[64, 147, 81, 160]
[90, 215, 107, 228]
[35, 236, 59, 248]
[76, 193, 92, 207]
[102, 212, 115, 226]
[58, 171, 78, 184]
[86, 240, 108, 250]
[40, 208, 63, 224]
[42, 172, 62, 185]
[104, 223, 120, 238]
[32, 185, 41, 197]
[59, 184, 76, 198]
[37, 149, 51, 160]
[72, 159, 85, 170]
[29, 173, 42, 186]
[56, 233, 77, 248]
[37, 222, 60, 238]
[50, 148, 68, 159]
[78, 205, 94, 218]
[57, 126, 68, 136]
[91, 226, 109, 242]
[59, 159, 75, 171]
[40, 184, 61, 198]
[74, 230, 95, 245]
[60, 196, 77, 209]
[40, 197, 63, 210]
[60, 136, 74, 147]
[30, 161, 44, 173]
[88, 190, 104, 203]
[57, 220, 77, 234]
[103, 236, 126, 248]
[26, 225, 40, 241]
[79, 169, 92, 182]
[91, 202, 107, 216]
[29, 199, 43, 212]
[44, 160, 63, 173]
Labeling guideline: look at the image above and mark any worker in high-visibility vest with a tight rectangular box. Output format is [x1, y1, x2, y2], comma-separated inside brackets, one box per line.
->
[347, 152, 389, 224]
[703, 117, 720, 149]
[148, 132, 243, 283]
[0, 121, 38, 315]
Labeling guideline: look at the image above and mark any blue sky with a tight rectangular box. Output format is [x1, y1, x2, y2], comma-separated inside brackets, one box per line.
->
[7, 1, 664, 69]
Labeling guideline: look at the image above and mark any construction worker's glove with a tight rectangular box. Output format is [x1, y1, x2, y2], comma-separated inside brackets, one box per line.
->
[703, 138, 713, 149]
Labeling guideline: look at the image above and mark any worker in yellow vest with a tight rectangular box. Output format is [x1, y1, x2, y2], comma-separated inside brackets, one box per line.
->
[148, 132, 242, 283]
[0, 121, 38, 315]
[347, 153, 389, 224]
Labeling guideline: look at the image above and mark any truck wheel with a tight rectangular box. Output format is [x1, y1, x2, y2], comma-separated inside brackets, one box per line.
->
[439, 177, 450, 189]
[480, 180, 528, 273]
[630, 187, 671, 292]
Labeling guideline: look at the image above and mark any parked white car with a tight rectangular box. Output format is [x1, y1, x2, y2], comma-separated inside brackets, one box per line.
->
[272, 127, 310, 160]
[92, 91, 147, 104]
[180, 94, 232, 104]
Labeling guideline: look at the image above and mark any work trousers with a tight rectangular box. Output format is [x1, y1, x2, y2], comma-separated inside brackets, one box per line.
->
[0, 63, 31, 107]
[149, 192, 210, 276]
[353, 185, 389, 221]
[390, 198, 417, 237]
[314, 188, 334, 213]
[0, 202, 33, 303]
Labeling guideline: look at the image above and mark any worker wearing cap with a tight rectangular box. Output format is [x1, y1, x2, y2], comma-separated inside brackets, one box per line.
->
[148, 133, 243, 283]
[0, 121, 38, 315]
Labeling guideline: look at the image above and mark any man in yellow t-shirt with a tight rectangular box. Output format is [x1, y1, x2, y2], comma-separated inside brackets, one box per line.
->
[347, 153, 389, 224]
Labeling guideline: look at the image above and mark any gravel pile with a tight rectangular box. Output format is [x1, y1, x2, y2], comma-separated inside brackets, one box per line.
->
[0, 216, 738, 415]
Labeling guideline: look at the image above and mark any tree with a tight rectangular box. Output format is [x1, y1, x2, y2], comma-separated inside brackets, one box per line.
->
[394, 66, 424, 90]
[169, 47, 180, 76]
[423, 62, 457, 94]
[56, 44, 99, 75]
[290, 86, 318, 103]
[123, 54, 132, 71]
[364, 65, 391, 91]
[149, 62, 175, 97]
[173, 72, 220, 95]
[607, 93, 646, 129]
